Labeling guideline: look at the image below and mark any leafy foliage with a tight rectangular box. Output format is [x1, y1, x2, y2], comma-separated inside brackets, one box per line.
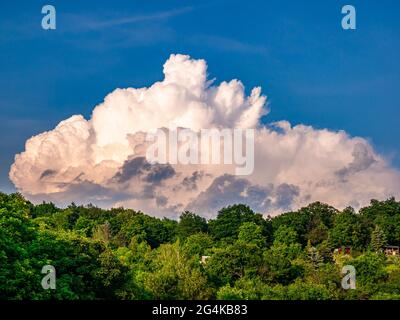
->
[1, 192, 400, 300]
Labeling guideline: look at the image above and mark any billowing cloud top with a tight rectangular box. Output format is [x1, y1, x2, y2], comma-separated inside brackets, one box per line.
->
[9, 54, 400, 218]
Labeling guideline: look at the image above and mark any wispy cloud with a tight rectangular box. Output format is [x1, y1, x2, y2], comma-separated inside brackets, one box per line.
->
[63, 7, 193, 32]
[0, 6, 193, 46]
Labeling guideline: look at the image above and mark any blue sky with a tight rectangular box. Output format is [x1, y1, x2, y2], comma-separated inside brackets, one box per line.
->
[1, 0, 399, 193]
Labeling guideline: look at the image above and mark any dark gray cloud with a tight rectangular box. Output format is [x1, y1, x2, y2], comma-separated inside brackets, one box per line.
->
[114, 157, 151, 183]
[186, 174, 300, 217]
[156, 195, 168, 207]
[274, 183, 300, 211]
[336, 143, 376, 180]
[32, 157, 177, 210]
[26, 180, 129, 208]
[39, 169, 57, 180]
[181, 171, 205, 191]
[110, 156, 177, 210]
[144, 164, 176, 184]
[113, 156, 175, 184]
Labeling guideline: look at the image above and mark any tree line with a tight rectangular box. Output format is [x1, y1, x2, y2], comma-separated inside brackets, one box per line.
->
[1, 192, 400, 300]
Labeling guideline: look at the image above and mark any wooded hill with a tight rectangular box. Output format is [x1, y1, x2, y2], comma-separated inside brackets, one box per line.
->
[1, 192, 400, 300]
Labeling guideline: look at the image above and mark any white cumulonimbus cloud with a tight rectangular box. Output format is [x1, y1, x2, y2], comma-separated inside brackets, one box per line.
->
[9, 54, 400, 218]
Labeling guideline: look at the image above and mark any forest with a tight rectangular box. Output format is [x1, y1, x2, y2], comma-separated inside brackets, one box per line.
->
[1, 192, 400, 300]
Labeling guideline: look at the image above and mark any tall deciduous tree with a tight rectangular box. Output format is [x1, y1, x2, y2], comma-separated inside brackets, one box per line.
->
[177, 211, 208, 240]
[371, 225, 388, 252]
